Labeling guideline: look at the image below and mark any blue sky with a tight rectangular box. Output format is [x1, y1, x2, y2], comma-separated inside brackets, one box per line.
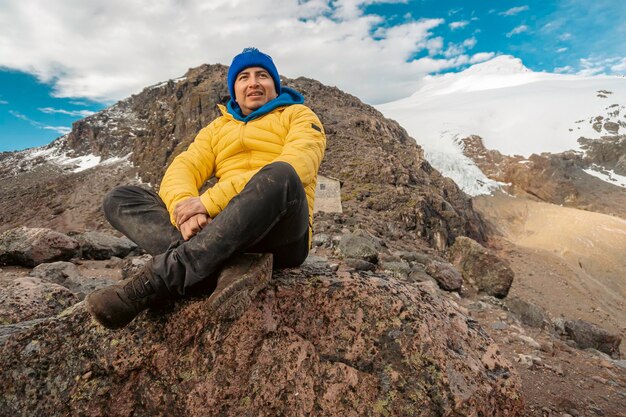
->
[1, 0, 624, 152]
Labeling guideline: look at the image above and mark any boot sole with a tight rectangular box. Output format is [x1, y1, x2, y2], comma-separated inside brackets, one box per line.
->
[207, 253, 273, 320]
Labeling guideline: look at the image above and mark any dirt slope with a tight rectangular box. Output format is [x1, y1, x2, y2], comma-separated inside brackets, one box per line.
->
[474, 193, 626, 348]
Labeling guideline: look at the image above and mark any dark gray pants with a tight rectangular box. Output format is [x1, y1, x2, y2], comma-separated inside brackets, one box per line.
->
[104, 162, 310, 295]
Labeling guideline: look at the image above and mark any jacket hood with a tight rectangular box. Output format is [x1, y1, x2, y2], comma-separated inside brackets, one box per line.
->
[224, 87, 304, 122]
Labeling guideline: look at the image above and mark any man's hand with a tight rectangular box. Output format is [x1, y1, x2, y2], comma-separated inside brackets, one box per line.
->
[179, 213, 210, 240]
[174, 197, 209, 227]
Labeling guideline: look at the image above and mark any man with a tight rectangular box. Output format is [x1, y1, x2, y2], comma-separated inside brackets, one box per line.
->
[86, 47, 326, 329]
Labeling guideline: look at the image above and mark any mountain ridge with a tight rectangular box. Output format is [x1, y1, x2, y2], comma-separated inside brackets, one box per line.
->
[0, 63, 485, 250]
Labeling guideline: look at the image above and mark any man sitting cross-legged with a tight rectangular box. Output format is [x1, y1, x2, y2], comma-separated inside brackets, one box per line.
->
[86, 47, 326, 329]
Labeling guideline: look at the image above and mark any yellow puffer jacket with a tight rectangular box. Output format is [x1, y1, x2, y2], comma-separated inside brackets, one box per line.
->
[158, 103, 326, 243]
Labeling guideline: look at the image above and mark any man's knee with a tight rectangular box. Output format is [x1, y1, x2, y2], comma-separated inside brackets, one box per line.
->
[258, 162, 301, 188]
[102, 185, 144, 220]
[103, 187, 124, 221]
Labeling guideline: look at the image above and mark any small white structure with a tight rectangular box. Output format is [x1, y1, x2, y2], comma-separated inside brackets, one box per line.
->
[314, 175, 342, 213]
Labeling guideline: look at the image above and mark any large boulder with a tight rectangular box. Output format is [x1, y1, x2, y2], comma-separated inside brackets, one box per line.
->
[74, 231, 138, 260]
[425, 260, 463, 292]
[0, 277, 77, 324]
[0, 227, 80, 267]
[563, 319, 622, 359]
[449, 237, 514, 298]
[506, 297, 548, 329]
[0, 265, 523, 416]
[30, 261, 116, 299]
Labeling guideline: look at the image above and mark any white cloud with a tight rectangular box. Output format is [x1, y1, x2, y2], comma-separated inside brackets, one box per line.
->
[0, 99, 7, 104]
[444, 44, 465, 58]
[463, 37, 477, 48]
[556, 47, 568, 53]
[443, 37, 477, 58]
[449, 21, 468, 30]
[469, 52, 495, 64]
[611, 58, 626, 73]
[38, 107, 95, 117]
[578, 56, 626, 76]
[500, 6, 529, 16]
[0, 0, 474, 104]
[554, 65, 573, 73]
[506, 25, 528, 37]
[330, 0, 410, 20]
[9, 110, 72, 134]
[558, 33, 572, 41]
[69, 100, 91, 106]
[577, 57, 606, 76]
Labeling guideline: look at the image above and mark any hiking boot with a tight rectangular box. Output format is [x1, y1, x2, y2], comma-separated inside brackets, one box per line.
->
[86, 268, 165, 330]
[207, 253, 273, 320]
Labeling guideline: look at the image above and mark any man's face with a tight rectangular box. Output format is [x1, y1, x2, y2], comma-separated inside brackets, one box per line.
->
[234, 67, 278, 116]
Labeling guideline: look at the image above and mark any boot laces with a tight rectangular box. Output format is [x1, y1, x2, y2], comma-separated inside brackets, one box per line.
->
[123, 272, 155, 301]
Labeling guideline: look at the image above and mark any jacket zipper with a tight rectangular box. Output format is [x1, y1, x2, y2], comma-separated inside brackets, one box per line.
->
[239, 122, 252, 169]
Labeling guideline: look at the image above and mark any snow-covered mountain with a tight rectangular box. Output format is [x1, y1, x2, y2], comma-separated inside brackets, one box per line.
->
[377, 55, 626, 195]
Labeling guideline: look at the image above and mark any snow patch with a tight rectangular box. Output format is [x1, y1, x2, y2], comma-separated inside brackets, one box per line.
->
[63, 153, 132, 173]
[150, 76, 187, 90]
[3, 139, 133, 175]
[425, 146, 504, 196]
[377, 55, 626, 195]
[583, 166, 626, 188]
[58, 154, 101, 172]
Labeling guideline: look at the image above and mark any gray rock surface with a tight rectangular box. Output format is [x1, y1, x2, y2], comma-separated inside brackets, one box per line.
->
[407, 266, 437, 284]
[563, 319, 622, 359]
[344, 258, 376, 271]
[425, 260, 463, 292]
[380, 261, 410, 279]
[311, 233, 331, 247]
[449, 236, 514, 298]
[0, 276, 77, 324]
[75, 231, 137, 260]
[338, 233, 379, 263]
[506, 297, 548, 328]
[30, 261, 115, 299]
[397, 251, 430, 264]
[302, 255, 330, 269]
[0, 227, 79, 267]
[121, 254, 153, 278]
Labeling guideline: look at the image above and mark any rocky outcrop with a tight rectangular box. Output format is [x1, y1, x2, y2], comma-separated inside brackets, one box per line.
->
[30, 261, 115, 299]
[74, 231, 137, 260]
[0, 227, 136, 267]
[425, 260, 463, 292]
[506, 297, 547, 329]
[0, 227, 80, 267]
[461, 135, 626, 219]
[449, 236, 514, 298]
[561, 319, 622, 359]
[0, 277, 77, 324]
[0, 265, 523, 417]
[579, 135, 626, 176]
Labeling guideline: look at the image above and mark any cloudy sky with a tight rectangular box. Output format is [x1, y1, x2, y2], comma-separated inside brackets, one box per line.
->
[1, 0, 625, 152]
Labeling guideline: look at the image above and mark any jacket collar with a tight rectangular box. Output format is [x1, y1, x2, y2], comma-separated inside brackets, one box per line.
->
[222, 87, 304, 122]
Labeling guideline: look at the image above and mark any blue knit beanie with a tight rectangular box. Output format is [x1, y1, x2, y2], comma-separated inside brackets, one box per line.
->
[227, 47, 281, 99]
